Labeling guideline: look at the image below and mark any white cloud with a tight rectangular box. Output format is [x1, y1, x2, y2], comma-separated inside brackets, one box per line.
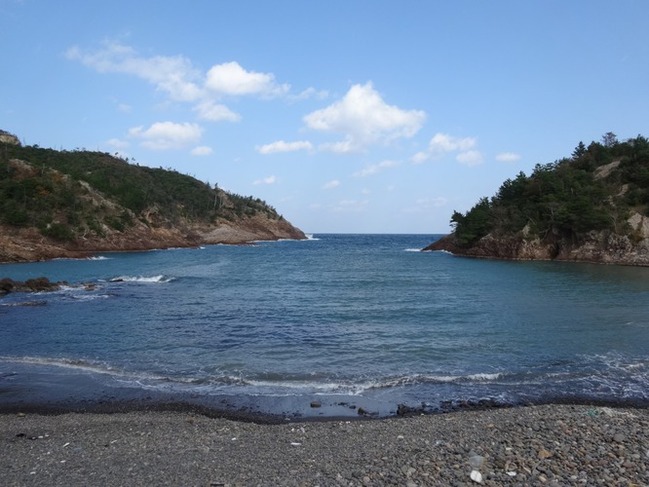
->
[353, 159, 400, 177]
[429, 133, 476, 154]
[129, 121, 203, 150]
[205, 61, 289, 97]
[194, 100, 241, 122]
[411, 151, 428, 164]
[304, 82, 425, 153]
[496, 152, 521, 162]
[67, 42, 291, 125]
[253, 175, 278, 185]
[191, 146, 213, 156]
[456, 150, 484, 166]
[323, 179, 340, 190]
[106, 138, 129, 150]
[413, 132, 482, 165]
[66, 42, 203, 102]
[290, 87, 329, 101]
[257, 140, 313, 154]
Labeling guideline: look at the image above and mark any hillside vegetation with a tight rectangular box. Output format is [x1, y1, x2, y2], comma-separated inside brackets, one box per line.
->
[0, 130, 304, 261]
[425, 133, 649, 265]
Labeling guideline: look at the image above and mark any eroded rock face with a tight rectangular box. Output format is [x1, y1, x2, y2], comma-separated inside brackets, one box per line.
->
[0, 214, 306, 263]
[0, 130, 20, 146]
[424, 212, 649, 266]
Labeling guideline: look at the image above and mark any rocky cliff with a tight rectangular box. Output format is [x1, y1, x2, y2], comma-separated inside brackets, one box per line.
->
[423, 134, 649, 266]
[424, 211, 649, 266]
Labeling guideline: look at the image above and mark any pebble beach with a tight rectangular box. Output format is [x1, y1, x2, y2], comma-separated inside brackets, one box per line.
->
[1, 404, 648, 486]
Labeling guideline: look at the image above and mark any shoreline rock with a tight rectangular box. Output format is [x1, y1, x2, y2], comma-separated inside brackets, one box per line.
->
[0, 215, 306, 264]
[0, 277, 65, 295]
[423, 230, 649, 267]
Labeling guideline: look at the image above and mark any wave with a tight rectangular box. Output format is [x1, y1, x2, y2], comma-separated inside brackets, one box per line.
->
[87, 256, 110, 261]
[404, 248, 422, 252]
[0, 356, 120, 375]
[108, 275, 175, 283]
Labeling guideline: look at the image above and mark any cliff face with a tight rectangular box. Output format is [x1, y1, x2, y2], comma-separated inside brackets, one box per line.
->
[0, 214, 305, 263]
[424, 211, 649, 266]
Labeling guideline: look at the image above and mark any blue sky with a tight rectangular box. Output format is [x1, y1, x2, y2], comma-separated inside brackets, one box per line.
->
[2, 0, 648, 234]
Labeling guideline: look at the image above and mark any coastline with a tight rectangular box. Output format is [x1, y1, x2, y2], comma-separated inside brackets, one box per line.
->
[2, 404, 647, 485]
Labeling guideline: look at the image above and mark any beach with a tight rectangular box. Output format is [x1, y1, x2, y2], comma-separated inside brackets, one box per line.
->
[2, 404, 647, 486]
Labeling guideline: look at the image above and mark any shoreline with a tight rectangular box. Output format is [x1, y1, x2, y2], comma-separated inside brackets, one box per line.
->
[2, 403, 647, 485]
[2, 390, 648, 424]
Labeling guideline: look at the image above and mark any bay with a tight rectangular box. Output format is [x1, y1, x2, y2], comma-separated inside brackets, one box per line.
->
[1, 234, 648, 418]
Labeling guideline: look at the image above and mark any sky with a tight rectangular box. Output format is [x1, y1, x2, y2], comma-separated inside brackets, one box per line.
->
[2, 1, 648, 234]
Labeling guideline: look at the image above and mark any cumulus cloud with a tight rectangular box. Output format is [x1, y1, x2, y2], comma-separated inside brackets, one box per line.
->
[456, 150, 484, 166]
[253, 175, 278, 185]
[66, 42, 203, 102]
[257, 140, 313, 154]
[413, 132, 483, 166]
[191, 146, 213, 156]
[129, 121, 202, 150]
[194, 100, 241, 122]
[67, 42, 294, 129]
[323, 179, 341, 190]
[429, 133, 476, 154]
[205, 61, 289, 97]
[304, 82, 425, 153]
[353, 159, 400, 177]
[496, 152, 521, 162]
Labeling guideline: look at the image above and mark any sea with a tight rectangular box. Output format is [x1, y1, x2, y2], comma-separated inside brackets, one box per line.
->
[1, 234, 648, 419]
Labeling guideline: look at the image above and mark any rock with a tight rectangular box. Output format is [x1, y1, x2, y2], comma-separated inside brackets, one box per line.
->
[470, 469, 483, 483]
[310, 401, 321, 408]
[538, 449, 553, 459]
[0, 277, 64, 294]
[613, 433, 625, 443]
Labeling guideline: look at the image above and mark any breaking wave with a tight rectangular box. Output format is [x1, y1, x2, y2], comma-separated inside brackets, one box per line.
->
[108, 275, 175, 283]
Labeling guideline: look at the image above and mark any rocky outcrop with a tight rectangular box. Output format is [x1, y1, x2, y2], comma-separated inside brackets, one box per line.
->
[0, 215, 305, 263]
[424, 211, 649, 266]
[0, 130, 20, 146]
[0, 277, 64, 295]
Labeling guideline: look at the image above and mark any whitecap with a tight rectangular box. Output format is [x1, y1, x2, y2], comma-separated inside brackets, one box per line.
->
[109, 275, 174, 283]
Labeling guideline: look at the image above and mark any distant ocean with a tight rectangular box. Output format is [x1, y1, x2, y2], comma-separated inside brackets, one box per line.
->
[1, 234, 648, 419]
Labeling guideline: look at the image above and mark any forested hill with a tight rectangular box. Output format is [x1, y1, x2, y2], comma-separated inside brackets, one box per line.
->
[424, 133, 649, 265]
[0, 130, 305, 262]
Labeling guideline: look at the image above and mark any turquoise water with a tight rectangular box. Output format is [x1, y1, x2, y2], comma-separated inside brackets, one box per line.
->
[1, 234, 648, 417]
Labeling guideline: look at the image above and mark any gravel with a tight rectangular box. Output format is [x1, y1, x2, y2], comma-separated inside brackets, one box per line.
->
[1, 404, 648, 486]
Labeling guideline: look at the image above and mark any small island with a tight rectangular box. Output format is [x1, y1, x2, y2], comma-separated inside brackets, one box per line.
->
[0, 130, 305, 263]
[424, 133, 649, 266]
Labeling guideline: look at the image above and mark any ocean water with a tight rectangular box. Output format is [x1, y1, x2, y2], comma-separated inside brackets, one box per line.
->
[1, 234, 648, 418]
